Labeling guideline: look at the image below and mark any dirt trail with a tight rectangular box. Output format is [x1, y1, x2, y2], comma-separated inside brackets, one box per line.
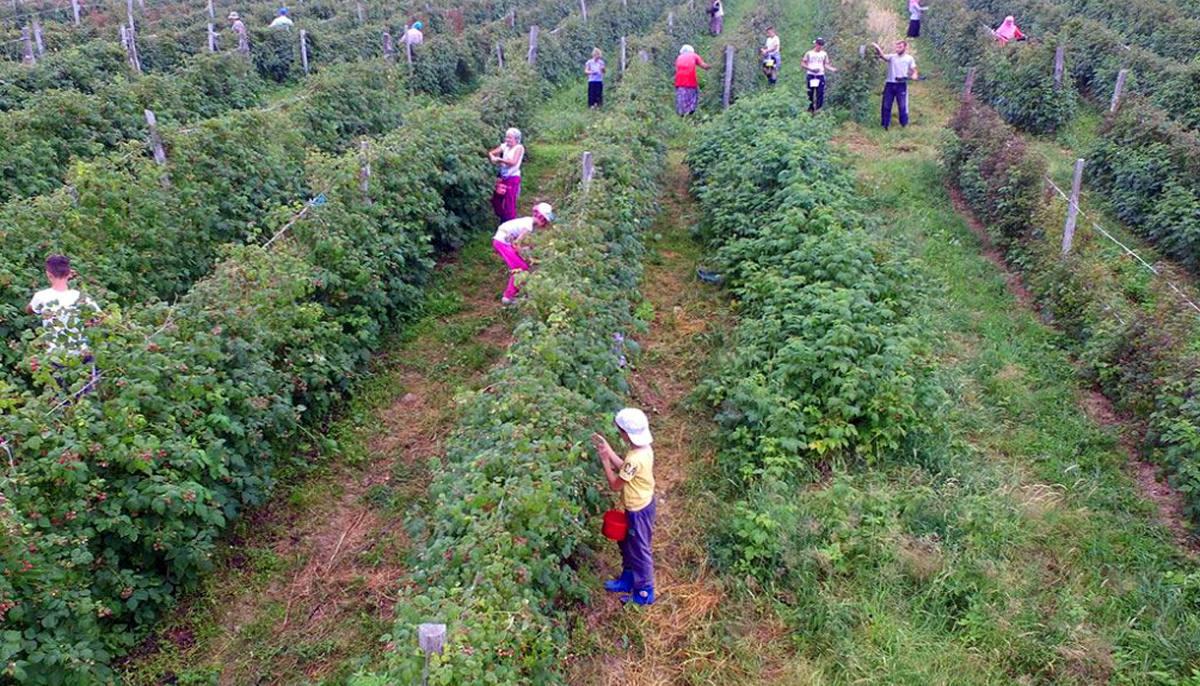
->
[568, 152, 754, 685]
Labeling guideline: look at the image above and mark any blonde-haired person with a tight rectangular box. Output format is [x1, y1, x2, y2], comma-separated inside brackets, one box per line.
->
[488, 127, 525, 222]
[585, 48, 607, 108]
[674, 45, 710, 117]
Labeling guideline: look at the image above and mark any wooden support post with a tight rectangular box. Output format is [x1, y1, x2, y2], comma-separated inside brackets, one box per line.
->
[208, 23, 218, 52]
[382, 32, 395, 61]
[509, 9, 515, 28]
[722, 45, 734, 110]
[32, 17, 44, 56]
[579, 0, 587, 23]
[1109, 68, 1128, 113]
[144, 109, 167, 165]
[207, 0, 215, 19]
[1061, 158, 1085, 255]
[71, 0, 81, 25]
[963, 67, 976, 98]
[496, 41, 504, 69]
[299, 29, 310, 74]
[356, 0, 364, 23]
[359, 140, 371, 203]
[858, 44, 865, 58]
[581, 151, 594, 190]
[620, 36, 626, 74]
[1053, 46, 1064, 89]
[527, 25, 538, 64]
[638, 49, 650, 63]
[668, 11, 674, 28]
[21, 26, 35, 64]
[126, 0, 142, 74]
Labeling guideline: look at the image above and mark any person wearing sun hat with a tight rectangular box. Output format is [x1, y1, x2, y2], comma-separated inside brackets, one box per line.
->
[492, 202, 554, 305]
[591, 407, 657, 605]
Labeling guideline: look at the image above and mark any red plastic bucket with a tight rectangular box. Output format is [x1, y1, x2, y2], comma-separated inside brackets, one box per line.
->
[602, 509, 628, 541]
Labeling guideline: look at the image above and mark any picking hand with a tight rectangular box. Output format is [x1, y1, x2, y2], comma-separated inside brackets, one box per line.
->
[591, 433, 608, 452]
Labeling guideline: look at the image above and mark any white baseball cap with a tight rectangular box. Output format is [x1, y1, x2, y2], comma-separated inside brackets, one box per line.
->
[615, 408, 652, 447]
[533, 202, 554, 221]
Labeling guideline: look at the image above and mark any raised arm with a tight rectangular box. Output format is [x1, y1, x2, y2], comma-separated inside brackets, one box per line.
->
[871, 42, 887, 61]
[591, 433, 625, 491]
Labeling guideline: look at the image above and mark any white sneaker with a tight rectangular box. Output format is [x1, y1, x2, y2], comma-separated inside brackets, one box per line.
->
[501, 297, 514, 305]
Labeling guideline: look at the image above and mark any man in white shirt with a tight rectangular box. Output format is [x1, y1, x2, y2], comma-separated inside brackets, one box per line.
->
[872, 40, 918, 130]
[801, 37, 837, 113]
[269, 7, 293, 29]
[492, 202, 554, 304]
[26, 255, 101, 394]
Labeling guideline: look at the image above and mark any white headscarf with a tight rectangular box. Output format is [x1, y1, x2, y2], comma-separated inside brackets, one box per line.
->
[680, 44, 695, 55]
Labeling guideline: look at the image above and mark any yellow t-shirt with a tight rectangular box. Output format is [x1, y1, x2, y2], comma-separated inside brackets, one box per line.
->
[618, 446, 655, 512]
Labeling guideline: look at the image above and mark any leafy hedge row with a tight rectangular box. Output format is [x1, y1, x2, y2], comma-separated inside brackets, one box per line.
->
[353, 62, 669, 686]
[941, 98, 1200, 524]
[926, 0, 1200, 132]
[1086, 104, 1200, 275]
[688, 91, 940, 575]
[0, 59, 421, 374]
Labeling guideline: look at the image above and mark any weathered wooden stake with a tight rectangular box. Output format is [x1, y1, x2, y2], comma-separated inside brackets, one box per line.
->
[638, 49, 650, 63]
[579, 0, 587, 23]
[299, 29, 310, 74]
[620, 36, 627, 74]
[126, 0, 142, 73]
[356, 0, 364, 23]
[1109, 68, 1128, 112]
[1061, 158, 1085, 255]
[496, 41, 504, 69]
[1053, 46, 1064, 89]
[21, 26, 35, 64]
[32, 17, 44, 56]
[359, 140, 371, 203]
[208, 23, 218, 52]
[144, 109, 167, 165]
[382, 31, 395, 61]
[207, 0, 215, 19]
[581, 151, 594, 189]
[858, 44, 865, 58]
[71, 0, 81, 25]
[963, 66, 977, 98]
[509, 9, 515, 28]
[722, 45, 734, 109]
[527, 25, 538, 64]
[668, 11, 674, 28]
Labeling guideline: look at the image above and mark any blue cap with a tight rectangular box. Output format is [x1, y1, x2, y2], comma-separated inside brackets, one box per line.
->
[412, 20, 423, 29]
[278, 6, 288, 14]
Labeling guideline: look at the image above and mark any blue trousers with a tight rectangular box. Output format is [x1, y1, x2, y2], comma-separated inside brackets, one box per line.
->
[619, 498, 656, 589]
[882, 81, 909, 129]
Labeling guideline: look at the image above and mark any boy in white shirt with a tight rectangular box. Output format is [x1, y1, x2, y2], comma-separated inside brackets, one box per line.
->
[26, 255, 101, 394]
[268, 7, 293, 29]
[801, 37, 837, 113]
[760, 26, 781, 85]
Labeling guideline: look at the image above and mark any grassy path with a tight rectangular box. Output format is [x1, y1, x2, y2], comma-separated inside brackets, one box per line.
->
[119, 104, 579, 686]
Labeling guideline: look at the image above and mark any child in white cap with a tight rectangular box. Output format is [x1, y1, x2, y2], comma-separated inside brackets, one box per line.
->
[492, 202, 553, 305]
[592, 407, 657, 605]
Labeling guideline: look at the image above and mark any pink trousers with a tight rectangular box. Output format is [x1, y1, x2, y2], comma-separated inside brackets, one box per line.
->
[493, 239, 529, 300]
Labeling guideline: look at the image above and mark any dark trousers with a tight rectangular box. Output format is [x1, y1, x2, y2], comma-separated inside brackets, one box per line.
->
[807, 73, 826, 112]
[587, 81, 603, 108]
[907, 18, 921, 37]
[618, 498, 656, 589]
[882, 81, 909, 129]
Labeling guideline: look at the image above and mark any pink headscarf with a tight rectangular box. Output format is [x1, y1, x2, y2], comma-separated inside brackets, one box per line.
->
[995, 16, 1019, 42]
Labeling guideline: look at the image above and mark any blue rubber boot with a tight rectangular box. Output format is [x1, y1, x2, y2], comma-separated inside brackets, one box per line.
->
[620, 586, 655, 606]
[604, 571, 633, 593]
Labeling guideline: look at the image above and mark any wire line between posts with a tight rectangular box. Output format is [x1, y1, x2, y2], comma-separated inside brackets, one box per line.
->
[1041, 172, 1200, 316]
